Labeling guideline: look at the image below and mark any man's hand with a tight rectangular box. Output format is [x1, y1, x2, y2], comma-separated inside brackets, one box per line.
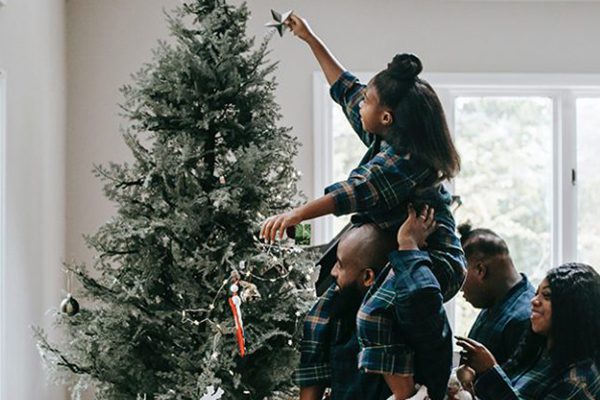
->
[455, 336, 497, 375]
[397, 204, 438, 251]
[285, 14, 316, 42]
[260, 209, 303, 243]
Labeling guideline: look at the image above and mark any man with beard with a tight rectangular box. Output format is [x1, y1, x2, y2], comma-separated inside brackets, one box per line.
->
[295, 206, 444, 400]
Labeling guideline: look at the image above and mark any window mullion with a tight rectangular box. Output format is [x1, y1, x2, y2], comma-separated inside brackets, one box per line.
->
[558, 91, 578, 264]
[312, 72, 334, 245]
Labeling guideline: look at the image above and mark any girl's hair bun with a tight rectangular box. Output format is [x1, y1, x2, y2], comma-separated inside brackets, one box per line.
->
[457, 222, 473, 238]
[387, 53, 423, 81]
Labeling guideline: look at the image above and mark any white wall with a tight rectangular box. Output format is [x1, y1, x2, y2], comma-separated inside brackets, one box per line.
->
[0, 0, 586, 398]
[65, 0, 600, 264]
[0, 0, 67, 399]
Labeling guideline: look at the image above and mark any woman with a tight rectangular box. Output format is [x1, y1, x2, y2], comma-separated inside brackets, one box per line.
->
[456, 262, 600, 399]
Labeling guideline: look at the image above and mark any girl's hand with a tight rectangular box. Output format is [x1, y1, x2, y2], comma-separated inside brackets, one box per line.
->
[455, 336, 497, 375]
[396, 204, 438, 250]
[284, 14, 316, 42]
[260, 210, 303, 243]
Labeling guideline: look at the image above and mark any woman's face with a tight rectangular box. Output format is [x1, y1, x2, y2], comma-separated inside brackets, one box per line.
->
[531, 279, 552, 336]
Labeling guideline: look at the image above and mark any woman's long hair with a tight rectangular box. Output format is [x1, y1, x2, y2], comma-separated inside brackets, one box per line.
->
[371, 53, 460, 181]
[505, 263, 600, 375]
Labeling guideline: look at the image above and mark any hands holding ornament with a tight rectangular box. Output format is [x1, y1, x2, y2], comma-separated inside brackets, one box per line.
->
[260, 194, 336, 243]
[260, 209, 303, 243]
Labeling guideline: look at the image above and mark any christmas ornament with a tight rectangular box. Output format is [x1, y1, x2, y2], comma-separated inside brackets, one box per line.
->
[456, 364, 475, 387]
[286, 223, 311, 246]
[238, 280, 261, 303]
[61, 293, 80, 316]
[264, 9, 293, 37]
[228, 272, 246, 357]
[60, 271, 80, 316]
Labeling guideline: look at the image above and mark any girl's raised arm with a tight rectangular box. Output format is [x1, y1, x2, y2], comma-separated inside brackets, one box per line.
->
[286, 14, 344, 85]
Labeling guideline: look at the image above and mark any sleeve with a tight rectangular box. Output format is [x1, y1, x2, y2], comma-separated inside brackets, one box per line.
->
[474, 365, 596, 400]
[293, 284, 337, 387]
[329, 71, 374, 147]
[324, 150, 432, 216]
[389, 250, 453, 400]
[474, 365, 520, 400]
[358, 342, 415, 377]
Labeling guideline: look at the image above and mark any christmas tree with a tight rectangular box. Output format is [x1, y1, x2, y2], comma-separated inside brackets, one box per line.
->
[35, 1, 316, 399]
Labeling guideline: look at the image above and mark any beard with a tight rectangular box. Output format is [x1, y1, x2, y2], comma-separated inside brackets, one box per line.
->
[329, 281, 365, 324]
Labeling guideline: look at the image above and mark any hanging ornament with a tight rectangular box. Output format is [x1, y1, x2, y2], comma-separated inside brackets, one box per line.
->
[238, 280, 261, 303]
[61, 271, 80, 316]
[228, 272, 246, 357]
[61, 294, 80, 317]
[456, 364, 475, 388]
[286, 223, 311, 246]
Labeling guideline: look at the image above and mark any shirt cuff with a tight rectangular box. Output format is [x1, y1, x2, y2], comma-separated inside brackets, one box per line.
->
[474, 365, 513, 399]
[329, 70, 360, 104]
[293, 363, 332, 387]
[324, 181, 356, 216]
[358, 345, 415, 376]
[388, 250, 439, 294]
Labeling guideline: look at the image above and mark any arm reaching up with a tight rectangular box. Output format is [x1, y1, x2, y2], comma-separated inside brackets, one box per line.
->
[285, 14, 344, 85]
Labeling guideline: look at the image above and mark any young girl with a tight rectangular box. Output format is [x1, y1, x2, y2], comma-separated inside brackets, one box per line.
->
[260, 15, 466, 400]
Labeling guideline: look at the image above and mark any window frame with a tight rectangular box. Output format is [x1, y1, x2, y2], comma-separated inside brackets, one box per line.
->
[313, 71, 600, 329]
[0, 69, 6, 400]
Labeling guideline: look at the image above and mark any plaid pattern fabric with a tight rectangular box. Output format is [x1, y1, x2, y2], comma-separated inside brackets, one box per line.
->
[326, 71, 466, 302]
[475, 352, 600, 399]
[468, 274, 535, 365]
[294, 284, 338, 387]
[294, 72, 466, 400]
[357, 250, 453, 400]
[294, 284, 392, 399]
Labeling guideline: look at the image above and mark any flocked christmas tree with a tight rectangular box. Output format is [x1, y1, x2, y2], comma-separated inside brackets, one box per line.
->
[35, 1, 316, 398]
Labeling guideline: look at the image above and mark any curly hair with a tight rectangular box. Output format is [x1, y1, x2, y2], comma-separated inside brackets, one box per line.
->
[505, 263, 600, 374]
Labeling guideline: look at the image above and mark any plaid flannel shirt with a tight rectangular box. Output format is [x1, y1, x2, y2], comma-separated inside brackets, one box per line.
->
[325, 71, 465, 302]
[475, 351, 600, 399]
[468, 274, 535, 365]
[357, 250, 453, 400]
[294, 284, 391, 400]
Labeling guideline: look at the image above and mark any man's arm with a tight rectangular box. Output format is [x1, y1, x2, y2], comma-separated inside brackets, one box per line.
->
[390, 206, 453, 400]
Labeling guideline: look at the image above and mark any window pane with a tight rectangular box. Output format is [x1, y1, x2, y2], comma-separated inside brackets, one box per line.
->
[332, 105, 366, 235]
[577, 98, 600, 270]
[453, 97, 553, 335]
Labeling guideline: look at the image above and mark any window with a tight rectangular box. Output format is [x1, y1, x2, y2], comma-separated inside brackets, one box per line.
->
[577, 97, 600, 268]
[314, 72, 600, 333]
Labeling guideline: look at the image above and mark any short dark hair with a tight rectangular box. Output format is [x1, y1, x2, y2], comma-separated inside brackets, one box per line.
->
[371, 53, 461, 181]
[457, 222, 509, 260]
[505, 263, 600, 374]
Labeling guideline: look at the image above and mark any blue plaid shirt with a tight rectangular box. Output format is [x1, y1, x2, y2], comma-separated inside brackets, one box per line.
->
[468, 274, 535, 365]
[475, 351, 600, 399]
[325, 71, 466, 302]
[357, 250, 453, 400]
[294, 284, 392, 400]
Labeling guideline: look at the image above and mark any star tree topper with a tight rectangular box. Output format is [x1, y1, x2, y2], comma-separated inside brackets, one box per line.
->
[265, 9, 294, 37]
